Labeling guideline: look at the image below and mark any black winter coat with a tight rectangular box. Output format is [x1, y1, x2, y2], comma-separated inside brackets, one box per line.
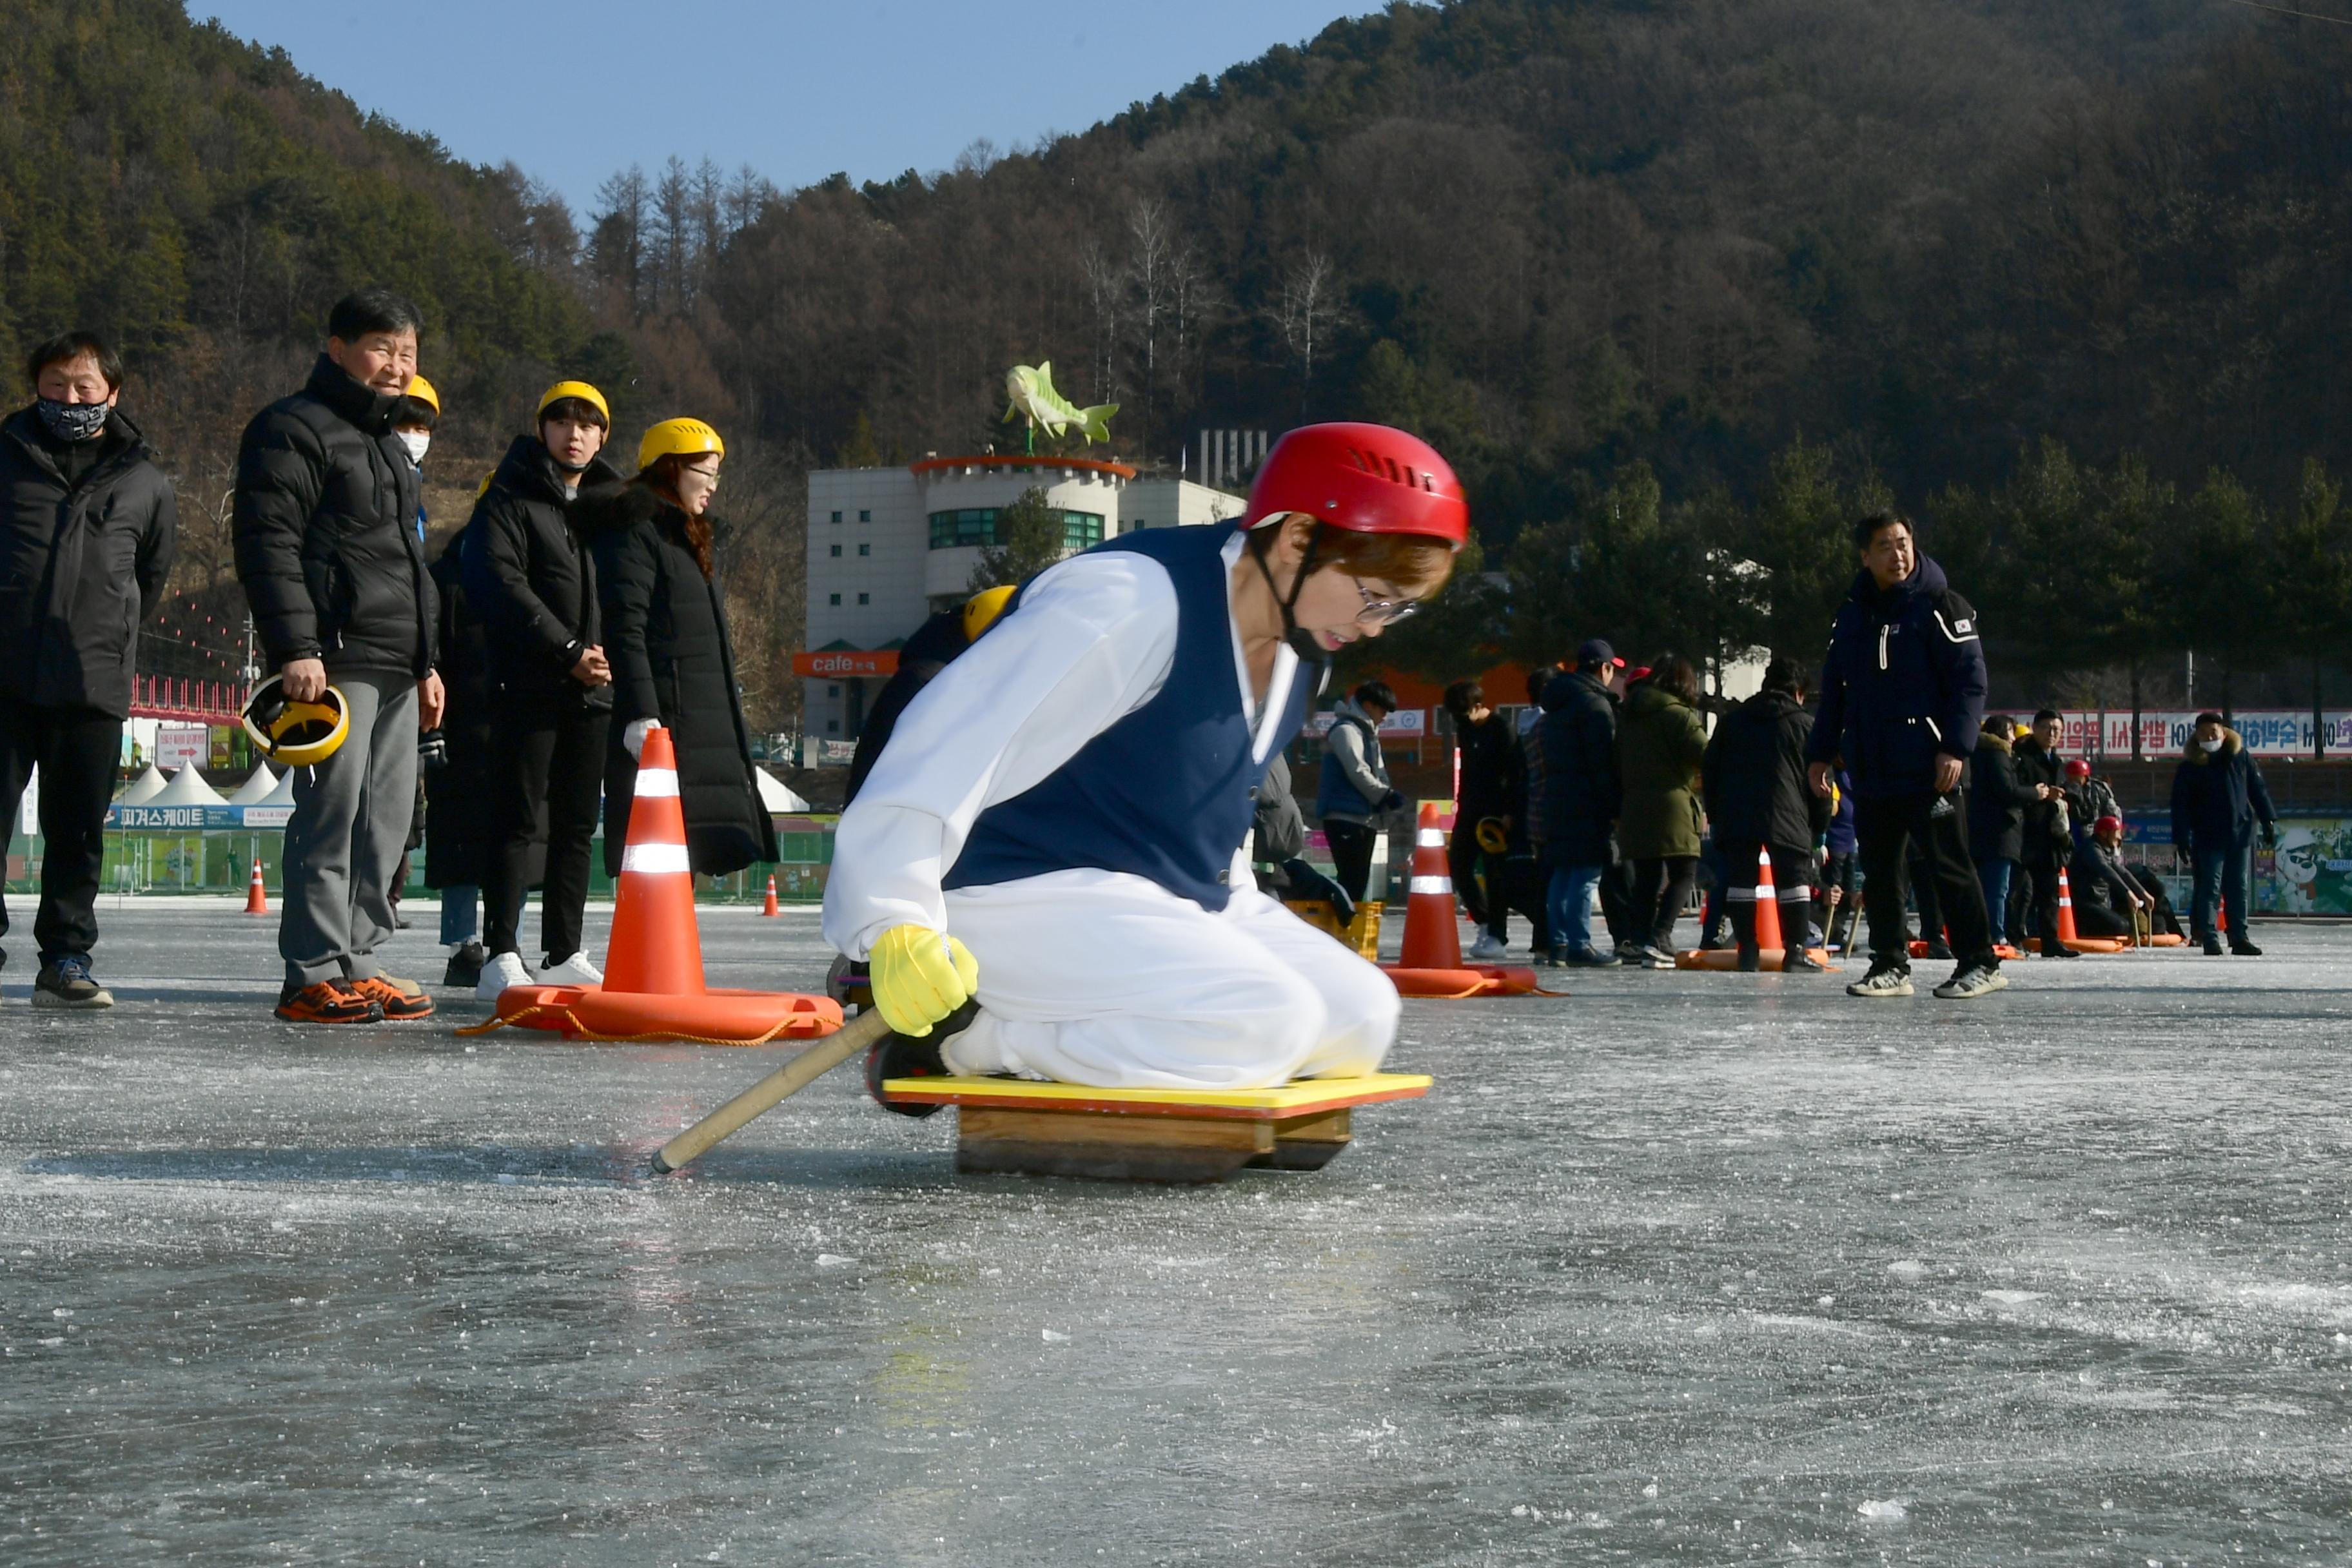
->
[422, 533, 500, 888]
[1807, 554, 1987, 798]
[231, 356, 435, 676]
[1537, 669, 1620, 864]
[1453, 709, 1516, 820]
[0, 407, 175, 716]
[1701, 689, 1828, 851]
[2170, 728, 2277, 850]
[2011, 738, 2071, 868]
[845, 606, 968, 807]
[578, 482, 778, 876]
[461, 438, 623, 700]
[1966, 729, 2040, 865]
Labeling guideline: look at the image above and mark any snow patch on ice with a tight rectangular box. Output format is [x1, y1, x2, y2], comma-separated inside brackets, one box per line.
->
[1886, 1259, 1928, 1280]
[1856, 1498, 1907, 1520]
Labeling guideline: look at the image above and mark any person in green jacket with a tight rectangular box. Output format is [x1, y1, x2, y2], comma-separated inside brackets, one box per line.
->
[1616, 654, 1708, 966]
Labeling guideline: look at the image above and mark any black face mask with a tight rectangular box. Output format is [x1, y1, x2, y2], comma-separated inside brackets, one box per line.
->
[35, 398, 109, 442]
[1248, 525, 1331, 665]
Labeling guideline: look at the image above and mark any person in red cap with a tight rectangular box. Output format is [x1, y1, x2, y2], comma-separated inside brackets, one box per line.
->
[2063, 756, 2121, 854]
[2069, 813, 2181, 939]
[824, 422, 1467, 1102]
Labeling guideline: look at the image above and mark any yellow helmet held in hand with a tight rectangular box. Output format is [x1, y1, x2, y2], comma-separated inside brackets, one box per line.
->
[538, 380, 610, 426]
[962, 585, 1017, 643]
[638, 417, 725, 472]
[242, 675, 351, 768]
[403, 374, 441, 415]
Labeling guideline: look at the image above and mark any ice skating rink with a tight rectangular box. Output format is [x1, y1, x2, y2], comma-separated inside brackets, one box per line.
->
[5, 901, 2348, 1565]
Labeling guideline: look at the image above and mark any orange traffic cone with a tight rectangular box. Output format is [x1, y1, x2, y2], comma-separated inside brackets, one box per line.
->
[244, 859, 268, 916]
[1397, 802, 1464, 972]
[1750, 845, 1784, 954]
[2050, 867, 2126, 954]
[472, 725, 842, 1044]
[761, 873, 781, 917]
[1377, 801, 1536, 996]
[603, 726, 705, 995]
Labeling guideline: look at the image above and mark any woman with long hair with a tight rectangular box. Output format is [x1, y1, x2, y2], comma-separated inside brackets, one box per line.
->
[575, 418, 777, 879]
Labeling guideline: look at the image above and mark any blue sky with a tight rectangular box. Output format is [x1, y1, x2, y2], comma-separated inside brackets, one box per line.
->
[197, 1, 1368, 216]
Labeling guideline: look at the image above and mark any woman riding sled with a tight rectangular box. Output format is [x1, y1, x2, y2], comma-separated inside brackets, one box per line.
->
[821, 423, 1466, 1105]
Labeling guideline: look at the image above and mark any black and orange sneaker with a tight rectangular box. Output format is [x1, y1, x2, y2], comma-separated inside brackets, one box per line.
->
[348, 974, 435, 1021]
[276, 978, 382, 1024]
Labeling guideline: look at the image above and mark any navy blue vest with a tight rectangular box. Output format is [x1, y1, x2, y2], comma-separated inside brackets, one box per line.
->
[942, 524, 1314, 912]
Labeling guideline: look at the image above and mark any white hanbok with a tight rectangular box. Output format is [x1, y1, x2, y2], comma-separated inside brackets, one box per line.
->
[821, 535, 1399, 1090]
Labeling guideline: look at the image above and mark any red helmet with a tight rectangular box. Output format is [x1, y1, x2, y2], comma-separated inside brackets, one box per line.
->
[2094, 814, 2124, 836]
[1244, 422, 1469, 549]
[2064, 758, 2092, 778]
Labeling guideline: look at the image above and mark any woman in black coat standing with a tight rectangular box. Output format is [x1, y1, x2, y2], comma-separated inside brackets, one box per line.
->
[576, 418, 778, 879]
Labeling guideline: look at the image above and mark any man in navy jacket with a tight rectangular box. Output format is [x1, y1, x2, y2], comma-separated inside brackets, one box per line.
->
[1806, 511, 2002, 999]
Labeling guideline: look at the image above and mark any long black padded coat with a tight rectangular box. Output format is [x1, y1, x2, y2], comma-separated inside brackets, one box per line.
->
[576, 482, 776, 877]
[422, 531, 500, 889]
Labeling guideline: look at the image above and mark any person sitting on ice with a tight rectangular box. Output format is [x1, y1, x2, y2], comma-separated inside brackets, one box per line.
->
[2069, 814, 2182, 940]
[821, 422, 1465, 1103]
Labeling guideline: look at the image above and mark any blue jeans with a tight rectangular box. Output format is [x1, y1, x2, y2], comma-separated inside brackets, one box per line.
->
[1976, 858, 2014, 946]
[1545, 862, 1602, 954]
[440, 883, 480, 946]
[2191, 842, 2250, 944]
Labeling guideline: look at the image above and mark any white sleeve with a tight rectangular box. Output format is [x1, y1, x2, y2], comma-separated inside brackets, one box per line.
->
[821, 551, 1181, 959]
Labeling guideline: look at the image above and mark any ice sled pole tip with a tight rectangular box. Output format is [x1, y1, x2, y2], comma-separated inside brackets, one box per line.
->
[651, 1008, 896, 1174]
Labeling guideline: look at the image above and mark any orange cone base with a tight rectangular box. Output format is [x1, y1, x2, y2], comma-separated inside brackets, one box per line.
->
[1674, 948, 1840, 972]
[1380, 963, 1540, 997]
[2145, 932, 2187, 947]
[489, 984, 843, 1044]
[1910, 941, 2027, 961]
[2035, 936, 2129, 956]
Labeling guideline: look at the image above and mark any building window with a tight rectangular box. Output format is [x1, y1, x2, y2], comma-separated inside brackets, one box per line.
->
[857, 593, 870, 605]
[828, 544, 842, 557]
[827, 684, 839, 698]
[926, 508, 1106, 551]
[830, 510, 843, 524]
[858, 509, 871, 523]
[827, 720, 839, 733]
[828, 593, 841, 605]
[857, 542, 870, 556]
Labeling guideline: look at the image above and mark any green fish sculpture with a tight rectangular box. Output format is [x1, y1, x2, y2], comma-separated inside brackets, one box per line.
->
[1004, 362, 1117, 448]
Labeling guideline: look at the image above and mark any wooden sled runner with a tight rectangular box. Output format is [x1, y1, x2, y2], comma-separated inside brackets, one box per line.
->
[876, 1072, 1433, 1183]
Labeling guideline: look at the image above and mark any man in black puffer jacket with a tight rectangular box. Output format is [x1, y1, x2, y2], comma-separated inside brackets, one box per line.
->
[0, 331, 176, 1008]
[1701, 656, 1830, 970]
[1806, 511, 1999, 999]
[460, 382, 624, 999]
[232, 288, 443, 1025]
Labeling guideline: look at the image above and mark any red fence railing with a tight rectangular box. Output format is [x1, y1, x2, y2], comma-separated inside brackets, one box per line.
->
[127, 676, 250, 725]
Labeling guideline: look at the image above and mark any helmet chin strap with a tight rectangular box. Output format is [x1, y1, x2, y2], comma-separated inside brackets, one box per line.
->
[1248, 522, 1331, 665]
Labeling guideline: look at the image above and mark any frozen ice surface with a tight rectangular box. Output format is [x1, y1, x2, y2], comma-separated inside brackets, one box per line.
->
[4, 901, 2351, 1564]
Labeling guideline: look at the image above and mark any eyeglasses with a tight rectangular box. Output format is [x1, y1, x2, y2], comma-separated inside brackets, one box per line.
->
[1351, 576, 1421, 627]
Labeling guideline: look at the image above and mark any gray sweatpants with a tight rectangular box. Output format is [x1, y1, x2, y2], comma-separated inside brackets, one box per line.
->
[280, 671, 418, 988]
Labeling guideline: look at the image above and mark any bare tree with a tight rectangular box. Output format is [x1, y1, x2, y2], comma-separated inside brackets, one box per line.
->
[589, 164, 649, 317]
[1273, 251, 1341, 408]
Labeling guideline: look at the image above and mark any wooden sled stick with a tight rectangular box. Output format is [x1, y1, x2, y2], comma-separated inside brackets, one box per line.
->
[650, 1008, 896, 1174]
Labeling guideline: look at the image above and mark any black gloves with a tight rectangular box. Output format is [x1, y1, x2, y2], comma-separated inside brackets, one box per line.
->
[1377, 788, 1406, 813]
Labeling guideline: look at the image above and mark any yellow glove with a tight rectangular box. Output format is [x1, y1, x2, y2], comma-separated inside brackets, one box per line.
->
[867, 924, 979, 1037]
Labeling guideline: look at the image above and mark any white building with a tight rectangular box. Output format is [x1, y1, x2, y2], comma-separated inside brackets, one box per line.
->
[799, 454, 1244, 759]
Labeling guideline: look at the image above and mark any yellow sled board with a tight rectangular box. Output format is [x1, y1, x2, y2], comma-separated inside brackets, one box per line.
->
[879, 1072, 1433, 1184]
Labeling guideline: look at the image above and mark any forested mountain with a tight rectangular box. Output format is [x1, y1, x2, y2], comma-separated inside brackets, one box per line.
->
[5, 0, 2349, 725]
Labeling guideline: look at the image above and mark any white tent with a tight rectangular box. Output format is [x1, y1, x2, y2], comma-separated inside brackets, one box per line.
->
[226, 763, 280, 805]
[756, 767, 810, 814]
[150, 764, 228, 808]
[117, 763, 169, 805]
[255, 769, 297, 808]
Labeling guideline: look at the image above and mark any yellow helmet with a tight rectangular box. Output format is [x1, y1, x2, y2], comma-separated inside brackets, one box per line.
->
[538, 380, 610, 426]
[242, 676, 351, 769]
[1475, 816, 1509, 856]
[403, 373, 441, 415]
[963, 585, 1018, 643]
[638, 417, 725, 472]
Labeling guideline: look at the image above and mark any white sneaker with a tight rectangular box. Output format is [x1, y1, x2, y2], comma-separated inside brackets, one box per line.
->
[1464, 934, 1508, 961]
[476, 950, 533, 1003]
[541, 951, 604, 986]
[1847, 965, 1914, 998]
